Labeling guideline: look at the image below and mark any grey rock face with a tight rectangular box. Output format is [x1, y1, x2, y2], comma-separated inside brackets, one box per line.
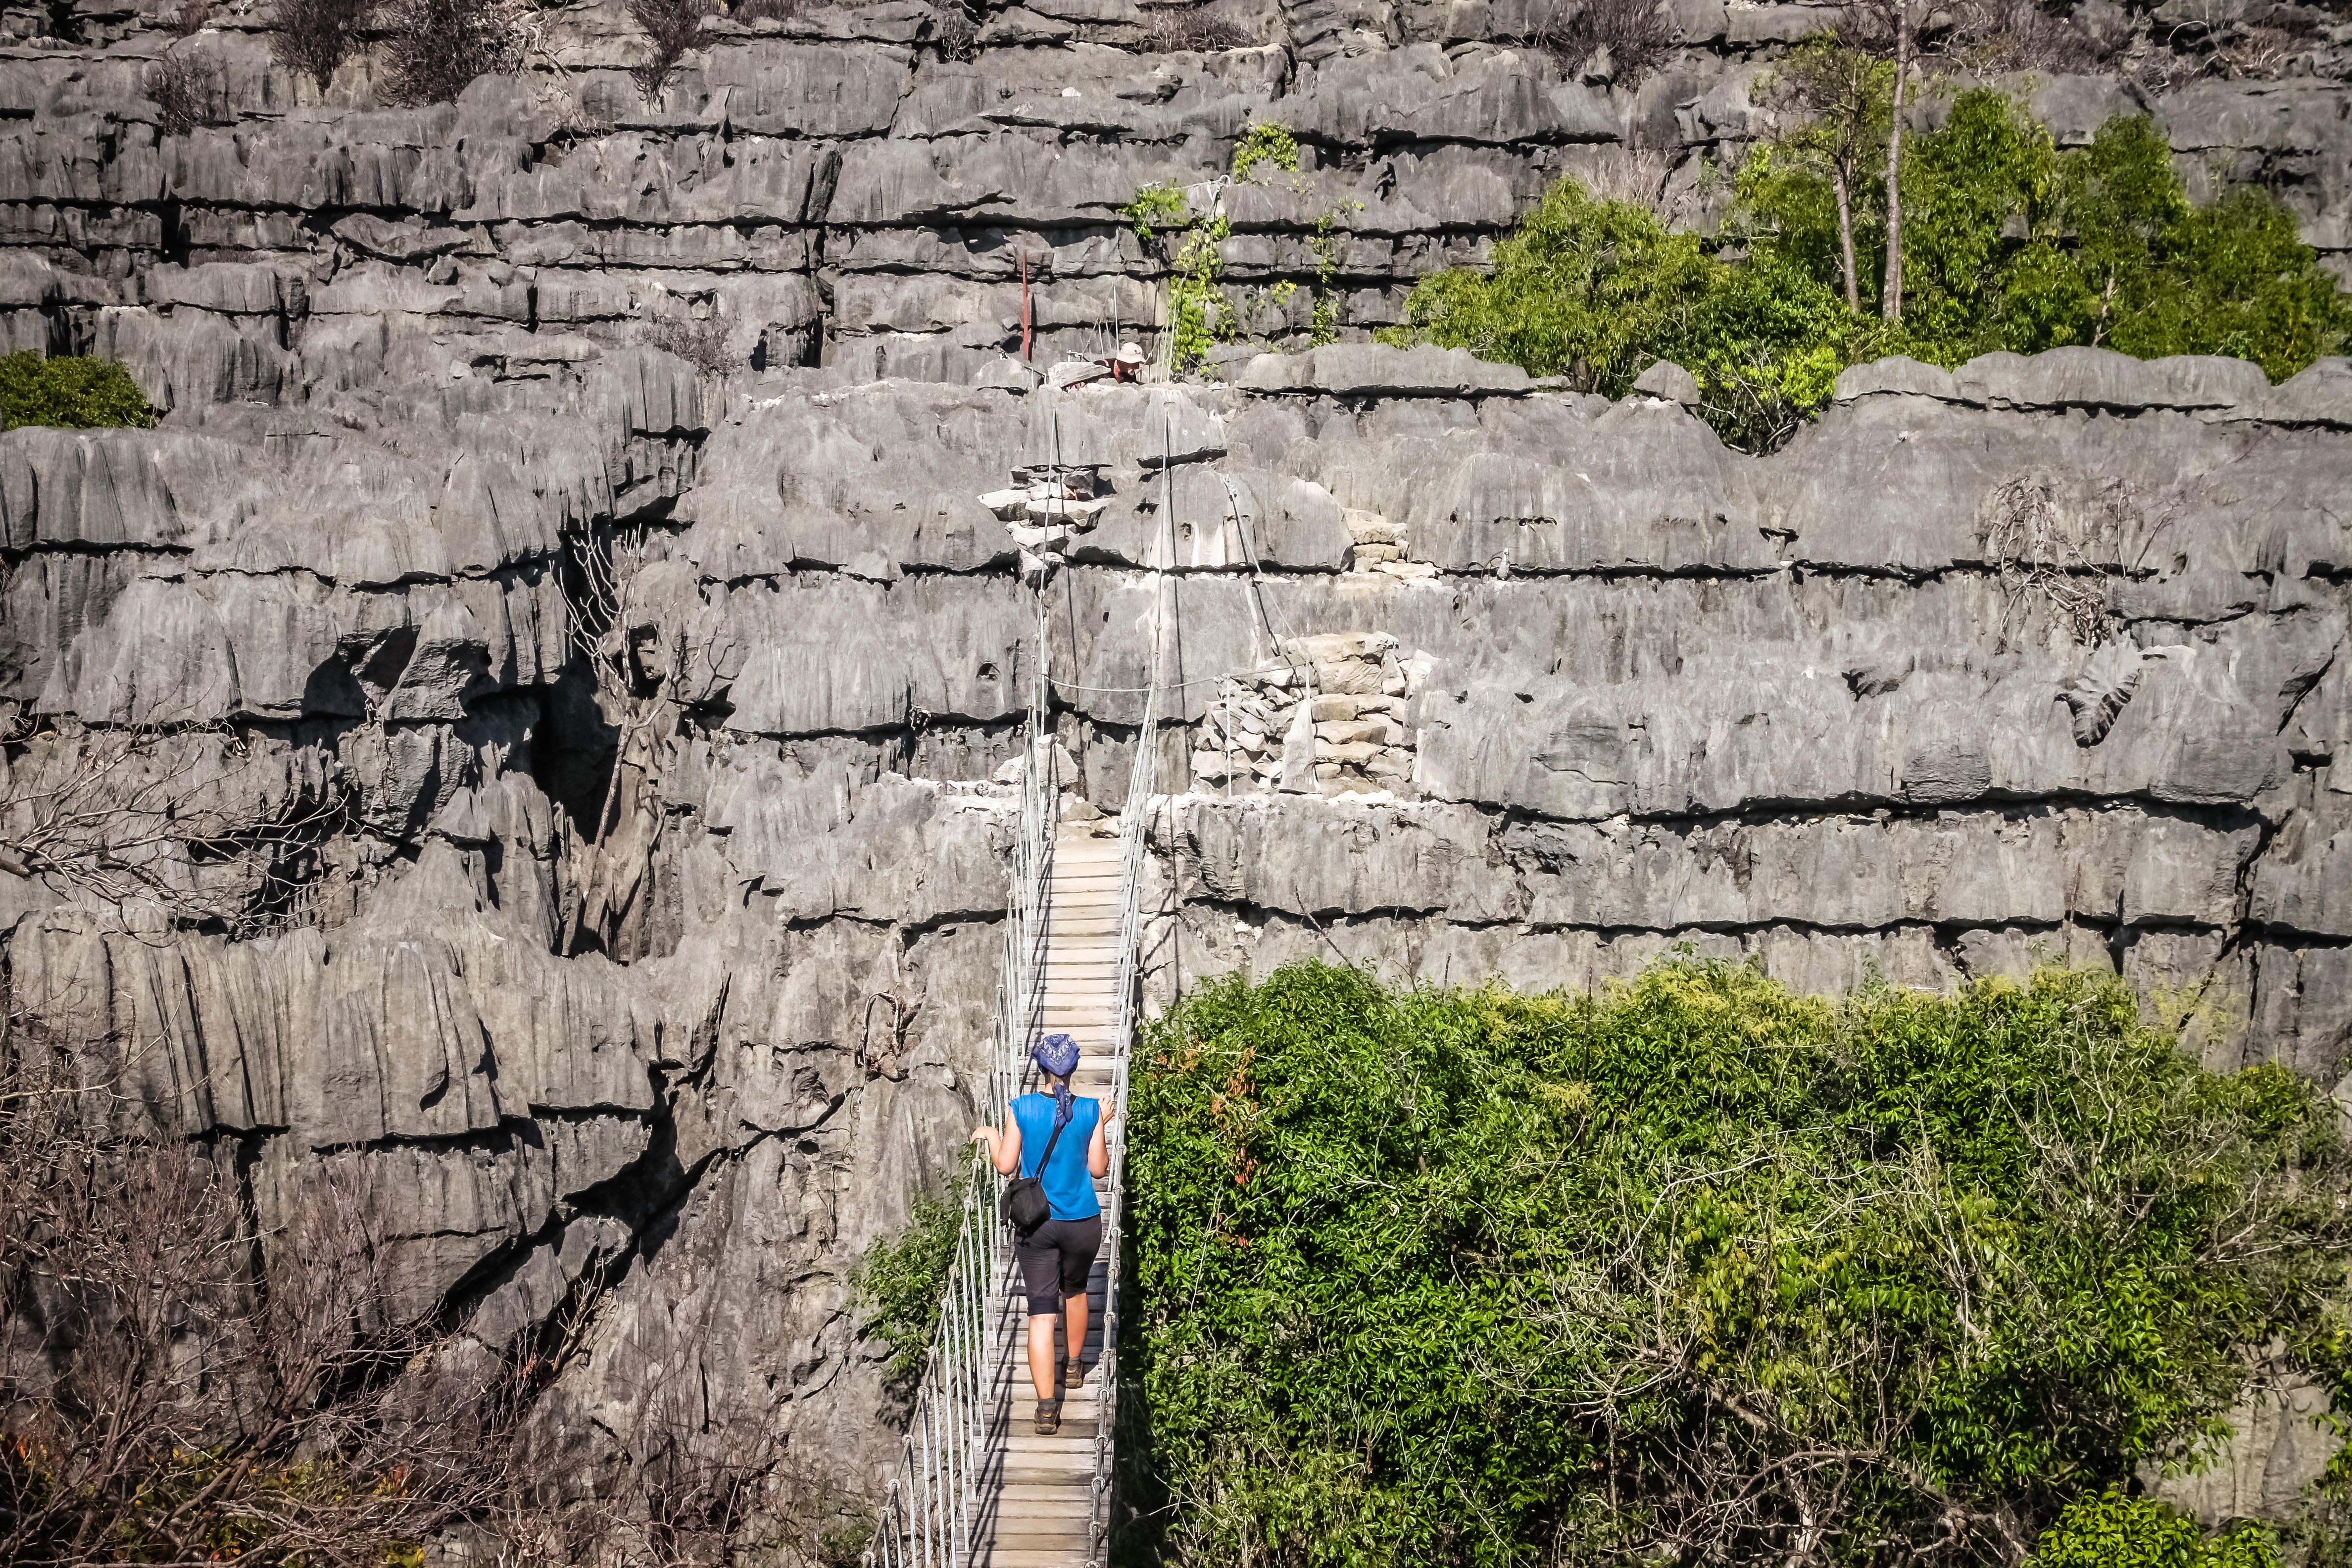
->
[5, 0, 2352, 1524]
[10, 319, 2352, 1516]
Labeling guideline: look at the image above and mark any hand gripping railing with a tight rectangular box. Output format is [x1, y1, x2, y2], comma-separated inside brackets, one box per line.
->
[863, 602, 1057, 1568]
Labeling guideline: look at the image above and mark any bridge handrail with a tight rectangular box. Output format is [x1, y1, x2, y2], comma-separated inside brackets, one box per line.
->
[863, 601, 1057, 1568]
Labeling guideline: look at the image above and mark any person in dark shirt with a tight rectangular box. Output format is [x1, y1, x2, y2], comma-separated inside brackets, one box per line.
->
[972, 1032, 1111, 1433]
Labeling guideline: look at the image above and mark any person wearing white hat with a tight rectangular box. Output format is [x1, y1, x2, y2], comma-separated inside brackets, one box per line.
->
[1103, 341, 1146, 382]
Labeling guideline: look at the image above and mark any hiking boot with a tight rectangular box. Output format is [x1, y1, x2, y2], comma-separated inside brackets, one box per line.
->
[1065, 1359, 1088, 1390]
[1033, 1399, 1061, 1435]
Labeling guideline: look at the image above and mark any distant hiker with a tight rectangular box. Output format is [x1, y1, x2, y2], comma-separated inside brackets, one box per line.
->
[1101, 341, 1146, 382]
[971, 1030, 1109, 1434]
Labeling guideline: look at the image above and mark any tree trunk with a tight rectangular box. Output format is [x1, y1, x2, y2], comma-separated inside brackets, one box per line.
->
[1832, 163, 1861, 312]
[1881, 4, 1910, 321]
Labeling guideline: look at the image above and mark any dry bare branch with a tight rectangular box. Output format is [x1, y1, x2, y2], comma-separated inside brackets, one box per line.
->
[0, 713, 351, 936]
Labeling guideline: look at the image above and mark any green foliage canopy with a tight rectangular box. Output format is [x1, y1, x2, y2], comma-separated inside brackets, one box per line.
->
[1119, 960, 2349, 1567]
[2029, 1488, 2280, 1568]
[1393, 97, 2352, 448]
[0, 353, 155, 432]
[852, 1172, 971, 1391]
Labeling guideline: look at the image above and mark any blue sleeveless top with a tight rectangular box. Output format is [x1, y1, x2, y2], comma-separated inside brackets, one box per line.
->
[1012, 1093, 1101, 1222]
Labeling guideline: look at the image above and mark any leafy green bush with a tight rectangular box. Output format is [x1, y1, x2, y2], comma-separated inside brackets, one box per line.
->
[1119, 960, 2351, 1567]
[1751, 96, 2352, 381]
[1392, 95, 2352, 449]
[1231, 120, 1299, 184]
[852, 1171, 971, 1391]
[0, 353, 155, 432]
[1127, 122, 1351, 371]
[2030, 1488, 2278, 1568]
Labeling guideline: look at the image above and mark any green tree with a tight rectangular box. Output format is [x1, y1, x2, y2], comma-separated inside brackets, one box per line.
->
[1396, 98, 2350, 451]
[2064, 117, 2348, 377]
[1752, 39, 1895, 310]
[851, 1175, 972, 1391]
[1395, 177, 1718, 390]
[1120, 960, 2351, 1568]
[0, 353, 155, 431]
[2030, 1488, 2280, 1568]
[1895, 89, 2059, 358]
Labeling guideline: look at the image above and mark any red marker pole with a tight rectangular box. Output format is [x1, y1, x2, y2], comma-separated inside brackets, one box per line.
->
[1018, 248, 1033, 364]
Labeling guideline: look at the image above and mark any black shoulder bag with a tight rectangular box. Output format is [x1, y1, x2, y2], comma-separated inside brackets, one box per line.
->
[1001, 1113, 1070, 1236]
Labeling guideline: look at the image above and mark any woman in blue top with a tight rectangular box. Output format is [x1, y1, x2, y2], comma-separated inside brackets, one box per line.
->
[972, 1031, 1109, 1434]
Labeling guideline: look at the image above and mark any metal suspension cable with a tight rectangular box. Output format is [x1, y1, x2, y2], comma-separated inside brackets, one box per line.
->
[1083, 399, 1175, 1560]
[863, 598, 1057, 1568]
[867, 388, 1175, 1568]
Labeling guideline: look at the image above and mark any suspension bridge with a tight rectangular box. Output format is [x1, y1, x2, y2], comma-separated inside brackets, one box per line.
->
[862, 468, 1169, 1568]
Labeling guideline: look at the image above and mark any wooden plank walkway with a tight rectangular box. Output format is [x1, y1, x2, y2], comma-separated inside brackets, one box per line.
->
[972, 821, 1124, 1568]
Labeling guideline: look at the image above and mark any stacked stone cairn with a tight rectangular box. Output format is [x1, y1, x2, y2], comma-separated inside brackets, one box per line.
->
[980, 463, 1107, 579]
[1344, 508, 1438, 581]
[1192, 633, 1418, 798]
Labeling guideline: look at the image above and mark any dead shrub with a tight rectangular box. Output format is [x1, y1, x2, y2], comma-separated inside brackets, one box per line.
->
[735, 0, 801, 23]
[1567, 145, 1703, 225]
[1143, 0, 1256, 49]
[0, 1019, 518, 1567]
[1, 717, 351, 936]
[629, 0, 708, 100]
[1516, 0, 1676, 88]
[1943, 0, 2110, 72]
[145, 52, 220, 135]
[643, 314, 735, 375]
[931, 0, 978, 57]
[2217, 4, 2323, 73]
[268, 0, 373, 92]
[380, 0, 521, 105]
[169, 0, 211, 34]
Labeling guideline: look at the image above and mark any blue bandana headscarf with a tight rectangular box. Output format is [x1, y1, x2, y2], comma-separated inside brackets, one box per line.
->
[1032, 1032, 1081, 1124]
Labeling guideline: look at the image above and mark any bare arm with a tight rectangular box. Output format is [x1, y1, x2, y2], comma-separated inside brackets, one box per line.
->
[1087, 1105, 1111, 1179]
[970, 1113, 1022, 1176]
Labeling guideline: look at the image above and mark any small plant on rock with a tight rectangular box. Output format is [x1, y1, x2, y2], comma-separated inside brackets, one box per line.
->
[644, 314, 735, 376]
[629, 0, 707, 100]
[1143, 0, 1254, 51]
[932, 1, 978, 56]
[0, 353, 155, 430]
[1229, 119, 1298, 183]
[269, 0, 373, 93]
[380, 0, 520, 105]
[1123, 182, 1231, 374]
[145, 51, 220, 135]
[735, 0, 800, 22]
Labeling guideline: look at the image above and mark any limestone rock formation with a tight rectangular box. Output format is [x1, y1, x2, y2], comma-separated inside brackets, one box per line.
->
[4, 0, 2352, 1521]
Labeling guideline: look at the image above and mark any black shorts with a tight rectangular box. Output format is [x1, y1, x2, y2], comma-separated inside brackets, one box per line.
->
[1016, 1214, 1103, 1313]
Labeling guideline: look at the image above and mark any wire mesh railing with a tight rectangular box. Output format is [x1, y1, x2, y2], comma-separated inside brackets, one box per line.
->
[863, 601, 1057, 1568]
[1084, 403, 1176, 1562]
[867, 404, 1174, 1567]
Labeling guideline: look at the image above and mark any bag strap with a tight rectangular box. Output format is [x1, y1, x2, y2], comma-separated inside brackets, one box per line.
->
[1027, 1105, 1071, 1181]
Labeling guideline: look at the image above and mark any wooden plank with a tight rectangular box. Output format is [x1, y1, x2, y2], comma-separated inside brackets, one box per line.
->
[965, 826, 1132, 1568]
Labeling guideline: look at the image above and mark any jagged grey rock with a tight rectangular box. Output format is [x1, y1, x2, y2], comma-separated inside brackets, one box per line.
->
[4, 0, 2352, 1525]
